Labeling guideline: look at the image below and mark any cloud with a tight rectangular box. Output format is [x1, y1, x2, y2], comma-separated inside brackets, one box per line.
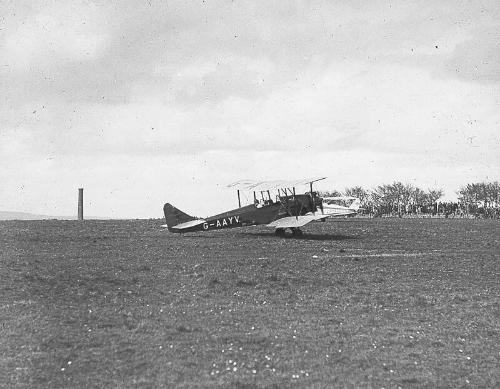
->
[6, 59, 498, 174]
[444, 26, 500, 83]
[2, 0, 498, 106]
[2, 1, 110, 71]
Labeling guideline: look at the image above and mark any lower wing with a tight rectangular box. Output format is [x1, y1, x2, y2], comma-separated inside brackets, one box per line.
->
[266, 214, 328, 228]
[322, 209, 357, 217]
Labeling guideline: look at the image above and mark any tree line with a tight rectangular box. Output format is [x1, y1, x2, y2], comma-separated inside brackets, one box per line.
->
[320, 181, 500, 218]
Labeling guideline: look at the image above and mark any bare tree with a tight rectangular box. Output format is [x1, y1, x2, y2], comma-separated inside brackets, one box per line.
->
[458, 181, 500, 215]
[344, 186, 369, 202]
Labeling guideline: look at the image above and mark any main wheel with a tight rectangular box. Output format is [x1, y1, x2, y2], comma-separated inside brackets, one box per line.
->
[291, 228, 303, 237]
[274, 228, 286, 237]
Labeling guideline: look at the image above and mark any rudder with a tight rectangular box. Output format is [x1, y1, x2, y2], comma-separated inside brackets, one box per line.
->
[163, 203, 196, 228]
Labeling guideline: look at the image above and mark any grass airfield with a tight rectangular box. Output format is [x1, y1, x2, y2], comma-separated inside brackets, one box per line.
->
[1, 218, 499, 388]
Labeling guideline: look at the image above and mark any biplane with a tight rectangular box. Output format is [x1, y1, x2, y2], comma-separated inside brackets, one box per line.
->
[162, 177, 357, 237]
[322, 196, 361, 217]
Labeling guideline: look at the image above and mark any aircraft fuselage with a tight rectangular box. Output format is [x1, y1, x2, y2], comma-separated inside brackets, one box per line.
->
[168, 194, 316, 233]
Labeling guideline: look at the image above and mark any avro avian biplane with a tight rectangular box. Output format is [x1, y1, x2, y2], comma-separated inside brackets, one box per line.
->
[162, 178, 357, 237]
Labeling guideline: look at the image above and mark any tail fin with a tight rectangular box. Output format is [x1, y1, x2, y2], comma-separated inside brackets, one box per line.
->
[163, 203, 196, 228]
[349, 198, 361, 211]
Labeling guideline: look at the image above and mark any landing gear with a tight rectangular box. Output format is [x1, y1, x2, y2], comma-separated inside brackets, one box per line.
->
[275, 227, 304, 237]
[274, 228, 286, 237]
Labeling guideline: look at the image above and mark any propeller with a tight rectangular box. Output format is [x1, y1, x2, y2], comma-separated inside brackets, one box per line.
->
[308, 191, 323, 215]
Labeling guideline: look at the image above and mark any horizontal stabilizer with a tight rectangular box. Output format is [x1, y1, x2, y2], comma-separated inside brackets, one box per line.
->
[266, 214, 327, 228]
[170, 219, 206, 230]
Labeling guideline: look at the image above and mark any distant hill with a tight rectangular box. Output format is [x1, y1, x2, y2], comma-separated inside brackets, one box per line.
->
[0, 211, 116, 220]
[0, 211, 75, 220]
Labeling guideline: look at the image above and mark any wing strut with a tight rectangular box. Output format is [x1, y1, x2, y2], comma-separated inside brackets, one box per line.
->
[310, 181, 315, 215]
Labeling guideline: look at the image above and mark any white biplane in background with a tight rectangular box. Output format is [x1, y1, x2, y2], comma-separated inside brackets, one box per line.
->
[322, 196, 362, 217]
[162, 178, 360, 237]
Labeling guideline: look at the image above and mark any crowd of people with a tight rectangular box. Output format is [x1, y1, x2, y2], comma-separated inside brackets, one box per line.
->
[321, 181, 500, 219]
[365, 202, 500, 219]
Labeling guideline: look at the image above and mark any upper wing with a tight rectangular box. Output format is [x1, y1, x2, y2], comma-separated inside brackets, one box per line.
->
[323, 196, 358, 201]
[227, 177, 326, 192]
[266, 214, 328, 228]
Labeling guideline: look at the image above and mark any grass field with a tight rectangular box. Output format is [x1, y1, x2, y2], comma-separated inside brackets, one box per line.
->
[1, 218, 499, 388]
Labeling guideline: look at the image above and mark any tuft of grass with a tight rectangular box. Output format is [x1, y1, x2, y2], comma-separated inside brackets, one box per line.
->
[236, 278, 257, 287]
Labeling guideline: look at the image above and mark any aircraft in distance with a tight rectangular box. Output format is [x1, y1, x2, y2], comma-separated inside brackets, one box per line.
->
[162, 178, 359, 237]
[322, 196, 362, 217]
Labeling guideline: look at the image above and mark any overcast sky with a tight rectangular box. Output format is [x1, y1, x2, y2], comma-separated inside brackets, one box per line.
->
[1, 0, 499, 218]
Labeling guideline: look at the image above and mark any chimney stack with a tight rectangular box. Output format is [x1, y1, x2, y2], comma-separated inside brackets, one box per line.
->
[78, 188, 84, 221]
